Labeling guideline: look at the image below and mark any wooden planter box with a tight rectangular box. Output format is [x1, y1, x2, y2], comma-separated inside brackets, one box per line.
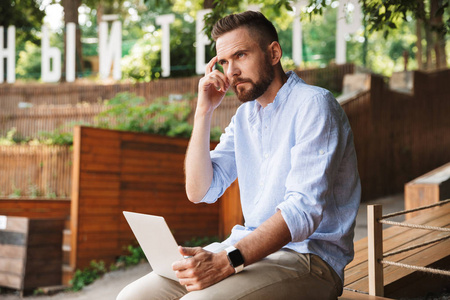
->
[0, 216, 64, 294]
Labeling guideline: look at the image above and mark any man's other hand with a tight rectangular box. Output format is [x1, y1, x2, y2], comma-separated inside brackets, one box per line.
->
[172, 246, 235, 291]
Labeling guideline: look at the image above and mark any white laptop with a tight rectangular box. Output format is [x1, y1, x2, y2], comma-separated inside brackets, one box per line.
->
[123, 211, 227, 281]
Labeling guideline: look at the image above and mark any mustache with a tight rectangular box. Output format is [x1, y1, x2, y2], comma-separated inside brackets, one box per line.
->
[231, 77, 252, 87]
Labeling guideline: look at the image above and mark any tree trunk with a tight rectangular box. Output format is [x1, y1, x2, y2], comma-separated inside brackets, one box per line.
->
[430, 0, 447, 69]
[61, 0, 83, 81]
[203, 0, 216, 9]
[416, 19, 423, 70]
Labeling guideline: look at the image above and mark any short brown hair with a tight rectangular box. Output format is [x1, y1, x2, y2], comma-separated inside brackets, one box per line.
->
[211, 11, 279, 50]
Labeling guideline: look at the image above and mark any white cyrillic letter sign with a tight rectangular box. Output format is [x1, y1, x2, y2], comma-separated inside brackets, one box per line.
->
[156, 14, 175, 77]
[292, 1, 308, 66]
[41, 25, 62, 82]
[66, 22, 76, 82]
[247, 4, 260, 11]
[99, 17, 122, 80]
[0, 26, 16, 83]
[336, 0, 362, 64]
[196, 9, 211, 75]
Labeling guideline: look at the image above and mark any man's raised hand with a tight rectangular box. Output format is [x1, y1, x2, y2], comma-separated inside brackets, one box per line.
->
[196, 56, 230, 115]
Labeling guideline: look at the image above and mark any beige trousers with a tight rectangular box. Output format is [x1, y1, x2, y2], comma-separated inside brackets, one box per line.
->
[116, 249, 343, 300]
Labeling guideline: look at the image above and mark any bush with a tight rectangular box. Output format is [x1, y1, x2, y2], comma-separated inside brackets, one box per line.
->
[69, 260, 107, 292]
[116, 245, 147, 267]
[95, 92, 194, 138]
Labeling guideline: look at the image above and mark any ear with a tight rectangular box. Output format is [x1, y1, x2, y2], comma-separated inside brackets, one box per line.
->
[268, 41, 282, 66]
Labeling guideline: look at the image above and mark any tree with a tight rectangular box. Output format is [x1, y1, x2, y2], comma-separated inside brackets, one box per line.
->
[0, 0, 46, 47]
[59, 0, 133, 80]
[202, 0, 449, 70]
[361, 0, 448, 69]
[0, 0, 46, 81]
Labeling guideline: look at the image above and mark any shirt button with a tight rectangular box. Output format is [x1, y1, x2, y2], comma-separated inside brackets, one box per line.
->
[319, 149, 325, 155]
[264, 153, 269, 158]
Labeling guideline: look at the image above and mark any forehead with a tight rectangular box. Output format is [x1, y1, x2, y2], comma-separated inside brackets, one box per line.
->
[215, 27, 260, 59]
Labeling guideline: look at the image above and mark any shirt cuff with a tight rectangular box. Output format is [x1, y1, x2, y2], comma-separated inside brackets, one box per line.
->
[198, 184, 222, 204]
[277, 200, 311, 243]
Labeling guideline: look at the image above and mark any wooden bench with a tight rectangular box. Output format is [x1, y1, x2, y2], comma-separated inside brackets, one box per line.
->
[339, 290, 392, 299]
[405, 162, 450, 219]
[344, 202, 450, 299]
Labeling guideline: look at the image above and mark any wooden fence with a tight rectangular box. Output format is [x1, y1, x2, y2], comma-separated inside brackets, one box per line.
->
[0, 145, 72, 198]
[340, 68, 450, 200]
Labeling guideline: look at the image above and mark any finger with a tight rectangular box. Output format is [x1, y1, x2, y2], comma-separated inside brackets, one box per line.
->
[205, 56, 218, 75]
[179, 246, 201, 257]
[172, 257, 189, 271]
[209, 73, 230, 93]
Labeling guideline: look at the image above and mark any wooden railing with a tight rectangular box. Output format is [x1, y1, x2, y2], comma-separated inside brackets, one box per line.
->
[367, 200, 450, 297]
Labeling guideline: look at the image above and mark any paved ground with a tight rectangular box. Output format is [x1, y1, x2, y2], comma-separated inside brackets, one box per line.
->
[2, 194, 406, 300]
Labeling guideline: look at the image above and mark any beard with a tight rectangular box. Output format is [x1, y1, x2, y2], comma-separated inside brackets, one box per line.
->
[231, 54, 275, 103]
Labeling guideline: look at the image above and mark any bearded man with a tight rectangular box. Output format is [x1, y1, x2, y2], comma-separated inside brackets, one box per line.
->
[117, 10, 360, 300]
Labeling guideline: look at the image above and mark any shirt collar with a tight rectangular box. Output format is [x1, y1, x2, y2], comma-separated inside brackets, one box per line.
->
[248, 71, 303, 124]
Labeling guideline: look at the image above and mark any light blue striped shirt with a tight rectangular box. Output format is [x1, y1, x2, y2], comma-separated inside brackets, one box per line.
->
[200, 71, 361, 282]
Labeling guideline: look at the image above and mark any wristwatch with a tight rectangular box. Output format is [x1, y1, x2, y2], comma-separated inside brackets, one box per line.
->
[225, 246, 245, 273]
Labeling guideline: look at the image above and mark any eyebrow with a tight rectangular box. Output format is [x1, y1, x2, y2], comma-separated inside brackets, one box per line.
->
[218, 49, 249, 65]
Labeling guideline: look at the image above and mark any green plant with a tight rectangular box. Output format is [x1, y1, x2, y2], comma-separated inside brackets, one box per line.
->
[9, 185, 21, 198]
[36, 128, 75, 146]
[95, 92, 194, 138]
[95, 92, 224, 141]
[69, 260, 107, 292]
[116, 245, 147, 268]
[28, 184, 41, 198]
[0, 128, 18, 145]
[33, 288, 45, 296]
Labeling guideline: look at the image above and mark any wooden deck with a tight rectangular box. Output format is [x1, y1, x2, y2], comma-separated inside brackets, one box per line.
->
[339, 290, 392, 299]
[344, 203, 450, 299]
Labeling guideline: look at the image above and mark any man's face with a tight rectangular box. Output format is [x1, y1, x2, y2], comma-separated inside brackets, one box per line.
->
[216, 27, 274, 103]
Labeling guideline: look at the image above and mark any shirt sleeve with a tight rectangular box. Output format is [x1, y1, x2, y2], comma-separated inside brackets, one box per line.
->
[276, 93, 348, 242]
[199, 115, 238, 204]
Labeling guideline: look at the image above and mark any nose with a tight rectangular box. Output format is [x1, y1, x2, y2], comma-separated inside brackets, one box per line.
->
[226, 61, 241, 79]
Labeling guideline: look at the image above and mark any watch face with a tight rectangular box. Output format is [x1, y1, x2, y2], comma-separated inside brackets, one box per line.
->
[228, 249, 245, 267]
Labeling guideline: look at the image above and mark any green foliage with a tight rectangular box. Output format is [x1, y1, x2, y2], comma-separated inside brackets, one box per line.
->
[301, 5, 337, 66]
[121, 14, 199, 81]
[0, 0, 46, 50]
[33, 288, 45, 296]
[307, 0, 449, 36]
[0, 128, 19, 145]
[121, 34, 163, 81]
[363, 0, 449, 36]
[16, 41, 42, 79]
[8, 185, 21, 198]
[116, 245, 147, 267]
[203, 0, 293, 39]
[96, 92, 194, 138]
[69, 260, 107, 292]
[69, 245, 148, 291]
[28, 184, 42, 198]
[37, 128, 75, 146]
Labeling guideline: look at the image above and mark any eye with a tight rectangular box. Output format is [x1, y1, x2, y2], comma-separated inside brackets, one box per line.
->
[237, 53, 245, 58]
[218, 59, 227, 66]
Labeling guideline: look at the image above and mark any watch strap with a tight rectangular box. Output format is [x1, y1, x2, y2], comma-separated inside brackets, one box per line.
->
[225, 245, 244, 273]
